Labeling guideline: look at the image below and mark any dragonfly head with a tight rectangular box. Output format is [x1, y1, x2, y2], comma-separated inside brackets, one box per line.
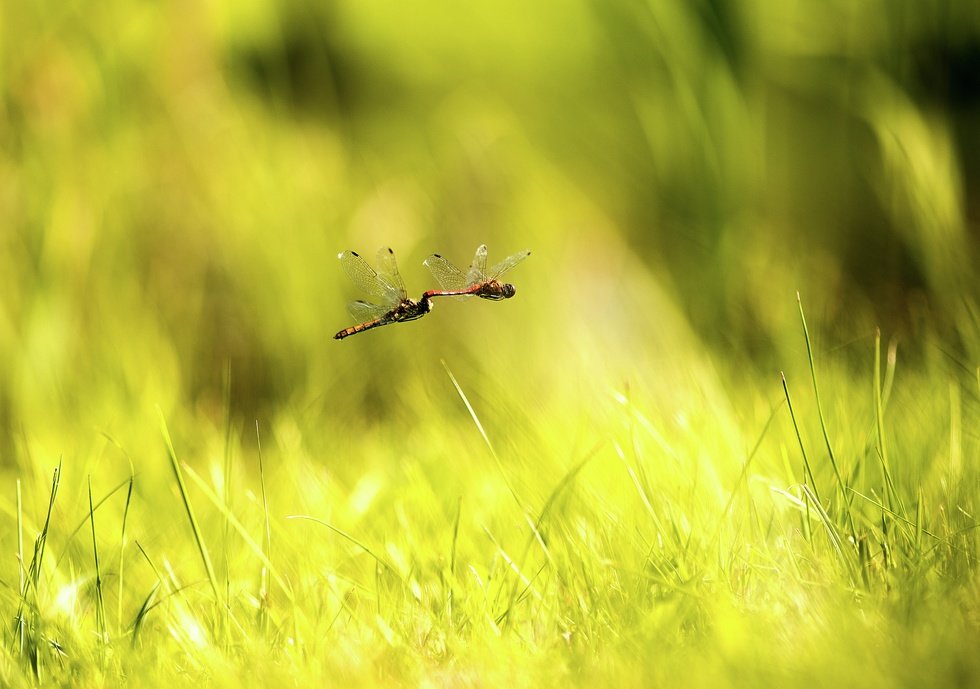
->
[501, 282, 517, 298]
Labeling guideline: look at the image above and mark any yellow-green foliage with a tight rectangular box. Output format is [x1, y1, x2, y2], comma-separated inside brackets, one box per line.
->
[1, 0, 979, 686]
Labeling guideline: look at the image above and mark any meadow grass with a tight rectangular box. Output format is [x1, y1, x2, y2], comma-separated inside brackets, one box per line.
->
[3, 1, 980, 685]
[1, 295, 978, 688]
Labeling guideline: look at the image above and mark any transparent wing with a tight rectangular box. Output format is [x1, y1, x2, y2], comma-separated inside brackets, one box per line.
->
[466, 244, 489, 287]
[338, 250, 401, 307]
[488, 249, 531, 280]
[375, 247, 408, 301]
[347, 299, 389, 323]
[423, 254, 469, 292]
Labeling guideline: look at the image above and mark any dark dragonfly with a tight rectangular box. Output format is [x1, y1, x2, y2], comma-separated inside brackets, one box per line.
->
[422, 244, 530, 301]
[334, 248, 432, 340]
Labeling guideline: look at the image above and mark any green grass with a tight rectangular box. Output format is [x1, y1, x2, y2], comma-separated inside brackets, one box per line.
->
[2, 0, 980, 685]
[1, 307, 978, 687]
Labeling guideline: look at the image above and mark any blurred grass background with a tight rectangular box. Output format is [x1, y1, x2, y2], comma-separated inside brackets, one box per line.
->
[2, 0, 980, 685]
[3, 0, 979, 431]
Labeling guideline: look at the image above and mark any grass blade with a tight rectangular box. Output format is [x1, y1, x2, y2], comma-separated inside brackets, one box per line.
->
[14, 462, 61, 679]
[286, 515, 402, 581]
[87, 477, 109, 650]
[130, 583, 160, 649]
[255, 420, 274, 632]
[873, 329, 901, 514]
[119, 470, 134, 635]
[447, 495, 462, 624]
[797, 293, 853, 535]
[16, 477, 24, 599]
[781, 372, 815, 542]
[441, 359, 526, 513]
[801, 483, 858, 584]
[181, 461, 294, 600]
[158, 408, 221, 603]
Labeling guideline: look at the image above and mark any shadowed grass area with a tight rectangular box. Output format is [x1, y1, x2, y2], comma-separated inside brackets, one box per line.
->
[1, 0, 979, 686]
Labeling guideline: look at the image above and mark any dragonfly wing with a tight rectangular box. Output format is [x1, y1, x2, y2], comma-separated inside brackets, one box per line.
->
[466, 244, 489, 287]
[339, 251, 396, 306]
[375, 247, 408, 301]
[423, 254, 468, 292]
[488, 249, 531, 279]
[347, 299, 389, 323]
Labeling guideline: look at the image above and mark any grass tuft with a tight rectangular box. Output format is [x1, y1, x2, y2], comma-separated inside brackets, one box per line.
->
[12, 462, 62, 681]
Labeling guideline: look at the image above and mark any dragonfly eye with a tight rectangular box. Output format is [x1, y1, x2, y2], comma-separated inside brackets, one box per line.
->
[502, 283, 516, 298]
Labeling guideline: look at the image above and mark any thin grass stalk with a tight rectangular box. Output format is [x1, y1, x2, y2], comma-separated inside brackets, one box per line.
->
[797, 293, 854, 536]
[119, 470, 134, 635]
[131, 542, 203, 649]
[287, 515, 401, 580]
[880, 511, 891, 571]
[33, 463, 61, 588]
[54, 477, 133, 572]
[219, 364, 235, 641]
[801, 484, 858, 584]
[482, 525, 542, 626]
[623, 381, 658, 536]
[873, 329, 899, 512]
[87, 478, 109, 651]
[256, 420, 273, 633]
[131, 541, 165, 648]
[448, 495, 462, 625]
[847, 487, 943, 542]
[158, 409, 221, 604]
[182, 462, 293, 599]
[781, 372, 815, 542]
[16, 478, 24, 596]
[502, 455, 593, 627]
[441, 359, 527, 515]
[221, 363, 234, 616]
[97, 435, 136, 633]
[528, 453, 594, 550]
[881, 338, 898, 410]
[16, 462, 61, 679]
[949, 381, 962, 519]
[616, 441, 670, 542]
[914, 490, 924, 558]
[710, 403, 782, 550]
[14, 480, 24, 655]
[130, 583, 160, 649]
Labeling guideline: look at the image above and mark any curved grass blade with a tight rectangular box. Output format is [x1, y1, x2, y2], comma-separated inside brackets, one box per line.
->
[158, 408, 220, 603]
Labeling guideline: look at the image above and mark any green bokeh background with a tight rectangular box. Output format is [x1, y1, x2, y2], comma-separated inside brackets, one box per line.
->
[2, 2, 979, 474]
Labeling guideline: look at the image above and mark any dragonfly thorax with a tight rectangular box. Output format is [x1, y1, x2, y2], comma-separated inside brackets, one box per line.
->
[392, 297, 432, 323]
[474, 280, 516, 300]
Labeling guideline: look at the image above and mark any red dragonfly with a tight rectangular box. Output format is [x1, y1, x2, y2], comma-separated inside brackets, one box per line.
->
[334, 248, 432, 340]
[423, 244, 531, 301]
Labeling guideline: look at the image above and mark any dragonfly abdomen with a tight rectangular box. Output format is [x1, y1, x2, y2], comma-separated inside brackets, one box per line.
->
[334, 317, 390, 340]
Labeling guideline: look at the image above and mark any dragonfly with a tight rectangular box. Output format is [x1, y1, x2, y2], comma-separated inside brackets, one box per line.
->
[334, 247, 432, 340]
[422, 244, 531, 301]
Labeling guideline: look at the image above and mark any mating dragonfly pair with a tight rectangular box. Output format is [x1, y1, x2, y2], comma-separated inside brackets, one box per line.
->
[334, 244, 530, 340]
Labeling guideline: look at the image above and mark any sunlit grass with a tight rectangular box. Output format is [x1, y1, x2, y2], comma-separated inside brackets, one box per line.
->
[2, 0, 980, 686]
[1, 298, 978, 687]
